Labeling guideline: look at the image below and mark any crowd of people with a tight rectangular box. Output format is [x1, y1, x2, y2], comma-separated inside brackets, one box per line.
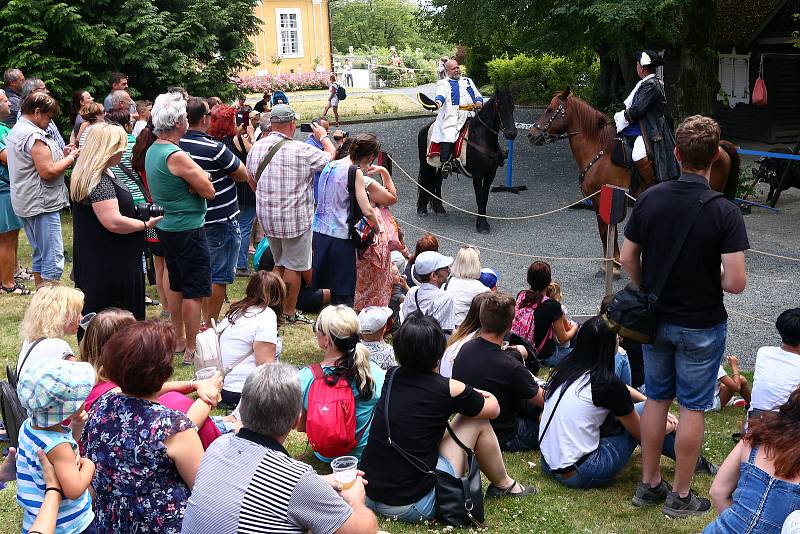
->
[1, 66, 800, 534]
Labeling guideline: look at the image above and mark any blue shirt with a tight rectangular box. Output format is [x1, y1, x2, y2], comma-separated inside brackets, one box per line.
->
[179, 130, 241, 224]
[307, 135, 324, 202]
[299, 361, 386, 462]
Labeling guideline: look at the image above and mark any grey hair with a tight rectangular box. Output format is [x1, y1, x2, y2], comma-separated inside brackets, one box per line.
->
[259, 112, 272, 132]
[109, 90, 129, 110]
[239, 363, 302, 437]
[20, 78, 44, 99]
[151, 92, 187, 135]
[3, 69, 23, 86]
[0, 89, 5, 98]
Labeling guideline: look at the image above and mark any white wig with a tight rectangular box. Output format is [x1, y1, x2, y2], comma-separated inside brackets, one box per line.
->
[151, 92, 187, 135]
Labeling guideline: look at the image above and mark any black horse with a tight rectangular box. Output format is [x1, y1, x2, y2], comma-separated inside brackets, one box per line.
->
[416, 87, 517, 233]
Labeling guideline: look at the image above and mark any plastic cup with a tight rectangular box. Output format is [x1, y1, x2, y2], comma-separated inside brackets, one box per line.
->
[331, 455, 358, 490]
[195, 367, 217, 381]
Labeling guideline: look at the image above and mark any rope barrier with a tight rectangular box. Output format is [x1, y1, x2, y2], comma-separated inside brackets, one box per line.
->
[387, 154, 601, 220]
[392, 214, 607, 262]
[728, 309, 774, 325]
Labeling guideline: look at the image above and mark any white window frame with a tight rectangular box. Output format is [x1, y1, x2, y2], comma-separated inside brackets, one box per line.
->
[275, 8, 303, 59]
[717, 52, 750, 107]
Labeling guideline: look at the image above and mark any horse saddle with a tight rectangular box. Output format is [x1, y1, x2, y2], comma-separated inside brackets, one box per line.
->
[426, 121, 471, 177]
[609, 137, 633, 169]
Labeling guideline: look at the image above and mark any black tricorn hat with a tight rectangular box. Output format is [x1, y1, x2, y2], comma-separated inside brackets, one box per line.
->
[636, 50, 664, 68]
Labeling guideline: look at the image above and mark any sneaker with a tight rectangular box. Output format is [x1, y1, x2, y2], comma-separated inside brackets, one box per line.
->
[631, 480, 671, 507]
[732, 396, 748, 408]
[695, 456, 719, 475]
[662, 489, 711, 519]
[284, 311, 313, 325]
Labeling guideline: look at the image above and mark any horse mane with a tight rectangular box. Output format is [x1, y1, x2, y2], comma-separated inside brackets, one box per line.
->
[563, 94, 614, 148]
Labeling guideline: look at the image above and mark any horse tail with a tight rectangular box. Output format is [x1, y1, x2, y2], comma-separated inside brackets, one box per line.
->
[720, 140, 740, 200]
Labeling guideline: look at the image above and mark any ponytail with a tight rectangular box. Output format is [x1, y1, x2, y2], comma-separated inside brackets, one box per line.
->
[327, 334, 375, 399]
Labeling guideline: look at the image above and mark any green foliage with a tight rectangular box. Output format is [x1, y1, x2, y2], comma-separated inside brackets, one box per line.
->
[487, 53, 599, 105]
[0, 0, 261, 116]
[371, 95, 398, 114]
[330, 0, 451, 56]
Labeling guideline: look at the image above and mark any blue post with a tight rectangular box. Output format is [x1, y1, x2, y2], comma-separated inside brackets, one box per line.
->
[506, 139, 514, 187]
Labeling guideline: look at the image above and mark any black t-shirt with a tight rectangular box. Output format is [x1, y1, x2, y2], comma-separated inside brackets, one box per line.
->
[624, 173, 749, 328]
[253, 99, 269, 113]
[452, 337, 539, 444]
[360, 367, 484, 505]
[533, 299, 563, 360]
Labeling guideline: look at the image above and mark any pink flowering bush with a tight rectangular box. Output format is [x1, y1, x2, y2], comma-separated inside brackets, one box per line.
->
[235, 71, 330, 93]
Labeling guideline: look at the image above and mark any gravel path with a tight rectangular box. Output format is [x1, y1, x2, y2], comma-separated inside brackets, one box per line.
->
[341, 115, 800, 370]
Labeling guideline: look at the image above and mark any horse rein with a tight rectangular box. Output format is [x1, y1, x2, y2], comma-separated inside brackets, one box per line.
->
[469, 98, 512, 161]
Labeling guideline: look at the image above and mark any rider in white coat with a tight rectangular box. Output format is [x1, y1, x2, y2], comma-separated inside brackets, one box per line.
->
[432, 60, 483, 177]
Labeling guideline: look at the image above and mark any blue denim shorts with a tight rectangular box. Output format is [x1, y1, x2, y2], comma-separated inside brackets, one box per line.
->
[205, 218, 241, 285]
[20, 211, 64, 281]
[365, 455, 455, 523]
[643, 321, 727, 411]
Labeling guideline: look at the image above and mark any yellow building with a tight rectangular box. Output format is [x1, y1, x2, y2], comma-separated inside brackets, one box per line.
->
[242, 0, 333, 77]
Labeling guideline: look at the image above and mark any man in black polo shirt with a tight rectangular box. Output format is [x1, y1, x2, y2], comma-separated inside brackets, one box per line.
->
[621, 115, 749, 518]
[180, 97, 249, 324]
[452, 292, 544, 451]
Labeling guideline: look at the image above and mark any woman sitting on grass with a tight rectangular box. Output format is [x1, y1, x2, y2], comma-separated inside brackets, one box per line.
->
[439, 291, 491, 378]
[704, 386, 800, 534]
[80, 308, 229, 449]
[17, 285, 84, 373]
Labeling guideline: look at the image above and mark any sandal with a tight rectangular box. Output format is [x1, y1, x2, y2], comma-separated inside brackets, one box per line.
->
[14, 268, 33, 281]
[1, 283, 32, 296]
[485, 479, 538, 499]
[182, 349, 195, 366]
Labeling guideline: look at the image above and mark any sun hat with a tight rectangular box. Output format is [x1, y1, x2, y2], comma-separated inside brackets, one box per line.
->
[269, 104, 296, 123]
[358, 306, 394, 334]
[413, 251, 453, 277]
[17, 358, 95, 428]
[479, 267, 499, 289]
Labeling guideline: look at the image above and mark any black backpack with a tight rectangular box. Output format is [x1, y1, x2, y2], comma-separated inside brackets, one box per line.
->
[1, 338, 43, 448]
[336, 84, 347, 101]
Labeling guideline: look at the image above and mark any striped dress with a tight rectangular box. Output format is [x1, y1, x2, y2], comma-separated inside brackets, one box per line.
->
[16, 420, 94, 534]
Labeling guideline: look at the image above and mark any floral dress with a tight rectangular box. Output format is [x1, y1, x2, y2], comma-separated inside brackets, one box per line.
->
[82, 393, 195, 533]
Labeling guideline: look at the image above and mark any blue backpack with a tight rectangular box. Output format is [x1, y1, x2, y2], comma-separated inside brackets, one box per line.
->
[271, 91, 289, 106]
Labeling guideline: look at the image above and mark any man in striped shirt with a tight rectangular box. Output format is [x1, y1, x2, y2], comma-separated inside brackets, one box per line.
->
[182, 363, 378, 534]
[180, 97, 249, 323]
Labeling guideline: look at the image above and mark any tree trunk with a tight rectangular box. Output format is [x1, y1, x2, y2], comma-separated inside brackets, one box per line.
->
[595, 49, 627, 111]
[672, 0, 718, 122]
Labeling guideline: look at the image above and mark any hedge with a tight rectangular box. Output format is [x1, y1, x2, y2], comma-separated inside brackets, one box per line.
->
[487, 53, 599, 105]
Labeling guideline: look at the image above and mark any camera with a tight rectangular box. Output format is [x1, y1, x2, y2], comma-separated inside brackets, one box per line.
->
[300, 123, 313, 133]
[333, 130, 349, 140]
[134, 202, 165, 221]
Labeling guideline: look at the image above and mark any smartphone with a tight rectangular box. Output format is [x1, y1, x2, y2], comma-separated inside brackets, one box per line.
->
[300, 123, 313, 133]
[236, 110, 249, 127]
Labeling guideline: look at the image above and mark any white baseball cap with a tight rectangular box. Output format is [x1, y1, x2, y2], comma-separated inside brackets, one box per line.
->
[413, 251, 453, 277]
[358, 306, 394, 334]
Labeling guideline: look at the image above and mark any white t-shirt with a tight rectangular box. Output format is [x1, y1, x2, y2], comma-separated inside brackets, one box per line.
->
[444, 277, 489, 326]
[751, 345, 800, 412]
[439, 330, 477, 378]
[17, 338, 74, 373]
[715, 365, 728, 398]
[218, 306, 279, 393]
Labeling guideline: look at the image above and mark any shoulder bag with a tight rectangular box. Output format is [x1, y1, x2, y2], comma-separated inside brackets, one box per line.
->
[603, 189, 724, 344]
[254, 138, 290, 182]
[383, 368, 484, 528]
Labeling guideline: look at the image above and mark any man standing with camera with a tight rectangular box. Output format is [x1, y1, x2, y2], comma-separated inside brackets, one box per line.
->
[621, 115, 748, 518]
[180, 97, 249, 325]
[247, 104, 336, 324]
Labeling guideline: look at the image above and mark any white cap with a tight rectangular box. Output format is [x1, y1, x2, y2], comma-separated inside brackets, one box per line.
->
[358, 306, 393, 334]
[391, 250, 407, 273]
[413, 251, 453, 277]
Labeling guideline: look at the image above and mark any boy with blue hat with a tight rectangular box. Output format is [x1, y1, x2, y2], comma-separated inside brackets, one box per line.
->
[16, 358, 96, 533]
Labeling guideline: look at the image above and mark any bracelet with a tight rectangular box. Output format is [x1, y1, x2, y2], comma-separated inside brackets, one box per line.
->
[188, 378, 196, 390]
[45, 487, 64, 497]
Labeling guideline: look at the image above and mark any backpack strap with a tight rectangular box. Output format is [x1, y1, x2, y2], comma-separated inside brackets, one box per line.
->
[12, 338, 45, 388]
[310, 363, 325, 380]
[254, 138, 290, 183]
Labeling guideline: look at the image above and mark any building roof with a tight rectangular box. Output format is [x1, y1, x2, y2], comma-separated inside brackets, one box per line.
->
[717, 0, 788, 46]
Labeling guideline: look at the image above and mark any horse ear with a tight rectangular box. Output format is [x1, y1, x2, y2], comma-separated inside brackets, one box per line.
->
[559, 87, 571, 100]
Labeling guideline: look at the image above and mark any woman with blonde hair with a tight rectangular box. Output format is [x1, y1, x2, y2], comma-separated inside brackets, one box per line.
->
[297, 305, 386, 461]
[445, 245, 489, 327]
[17, 285, 84, 373]
[218, 271, 287, 406]
[70, 122, 161, 320]
[439, 291, 492, 378]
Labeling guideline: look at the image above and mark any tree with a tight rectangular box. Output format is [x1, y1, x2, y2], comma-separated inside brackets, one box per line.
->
[0, 0, 260, 111]
[672, 0, 718, 119]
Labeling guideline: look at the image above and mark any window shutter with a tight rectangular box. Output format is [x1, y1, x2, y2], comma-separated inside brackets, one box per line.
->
[719, 57, 733, 96]
[733, 58, 750, 102]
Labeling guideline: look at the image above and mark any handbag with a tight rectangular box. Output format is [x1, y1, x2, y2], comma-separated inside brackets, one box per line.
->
[383, 368, 484, 528]
[1, 339, 44, 448]
[603, 189, 723, 344]
[752, 56, 767, 107]
[346, 165, 376, 249]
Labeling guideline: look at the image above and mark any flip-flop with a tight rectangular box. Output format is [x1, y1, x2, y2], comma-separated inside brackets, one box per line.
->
[145, 296, 160, 306]
[182, 349, 195, 366]
[1, 283, 32, 296]
[485, 479, 538, 499]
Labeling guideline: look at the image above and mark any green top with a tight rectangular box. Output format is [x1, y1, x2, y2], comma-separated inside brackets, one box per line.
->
[111, 133, 146, 205]
[145, 141, 207, 232]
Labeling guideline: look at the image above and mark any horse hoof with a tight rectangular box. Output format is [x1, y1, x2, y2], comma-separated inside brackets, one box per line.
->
[417, 208, 428, 216]
[476, 220, 491, 234]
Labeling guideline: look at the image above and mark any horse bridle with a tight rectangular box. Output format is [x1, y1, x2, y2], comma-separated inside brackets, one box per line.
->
[531, 101, 576, 142]
[474, 98, 513, 139]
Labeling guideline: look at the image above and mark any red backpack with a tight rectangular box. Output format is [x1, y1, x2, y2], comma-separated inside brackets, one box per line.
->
[306, 364, 365, 458]
[511, 292, 552, 354]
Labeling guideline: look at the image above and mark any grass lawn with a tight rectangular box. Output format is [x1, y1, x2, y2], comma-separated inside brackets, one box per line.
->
[0, 214, 747, 533]
[246, 92, 426, 123]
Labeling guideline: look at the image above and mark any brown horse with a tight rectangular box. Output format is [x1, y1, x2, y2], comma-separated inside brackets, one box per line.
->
[527, 88, 739, 275]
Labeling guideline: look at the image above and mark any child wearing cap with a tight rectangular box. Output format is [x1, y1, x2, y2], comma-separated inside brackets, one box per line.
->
[16, 358, 96, 534]
[358, 306, 397, 370]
